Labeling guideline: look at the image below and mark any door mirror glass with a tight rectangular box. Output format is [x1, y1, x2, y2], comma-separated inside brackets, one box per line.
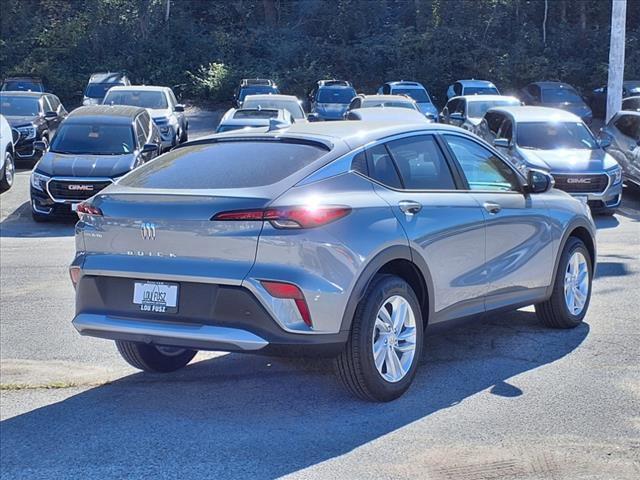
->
[526, 169, 554, 193]
[449, 112, 464, 121]
[174, 104, 185, 112]
[493, 138, 510, 148]
[141, 143, 158, 153]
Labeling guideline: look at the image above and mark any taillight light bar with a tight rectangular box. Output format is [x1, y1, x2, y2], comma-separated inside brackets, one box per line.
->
[260, 280, 312, 327]
[212, 206, 351, 229]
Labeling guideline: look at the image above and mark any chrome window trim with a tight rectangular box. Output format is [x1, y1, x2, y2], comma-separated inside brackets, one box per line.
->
[46, 176, 114, 203]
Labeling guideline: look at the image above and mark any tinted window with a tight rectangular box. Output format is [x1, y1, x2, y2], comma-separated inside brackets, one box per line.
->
[1, 80, 43, 92]
[453, 83, 462, 96]
[386, 136, 456, 190]
[497, 119, 513, 140]
[50, 123, 135, 155]
[622, 97, 640, 112]
[233, 109, 279, 119]
[541, 87, 582, 103]
[317, 88, 356, 104]
[0, 95, 40, 116]
[614, 115, 640, 139]
[242, 98, 305, 119]
[119, 142, 327, 189]
[47, 95, 60, 110]
[485, 112, 504, 134]
[444, 135, 520, 191]
[104, 90, 168, 109]
[85, 83, 122, 99]
[365, 144, 402, 189]
[351, 151, 368, 175]
[517, 122, 598, 149]
[135, 117, 148, 146]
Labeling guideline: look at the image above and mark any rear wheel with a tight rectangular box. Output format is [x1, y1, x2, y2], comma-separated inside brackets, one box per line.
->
[180, 123, 188, 143]
[536, 237, 592, 329]
[115, 340, 197, 373]
[334, 275, 423, 402]
[0, 151, 15, 192]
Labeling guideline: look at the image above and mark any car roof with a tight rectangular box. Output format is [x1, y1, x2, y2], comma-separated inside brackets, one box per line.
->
[65, 105, 145, 124]
[209, 119, 464, 151]
[106, 85, 168, 93]
[242, 94, 300, 102]
[0, 91, 46, 98]
[318, 84, 354, 90]
[359, 94, 415, 102]
[348, 107, 427, 122]
[456, 79, 496, 87]
[488, 106, 581, 122]
[455, 95, 520, 103]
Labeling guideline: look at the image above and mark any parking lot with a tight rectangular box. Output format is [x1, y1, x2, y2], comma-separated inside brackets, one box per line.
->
[0, 109, 638, 479]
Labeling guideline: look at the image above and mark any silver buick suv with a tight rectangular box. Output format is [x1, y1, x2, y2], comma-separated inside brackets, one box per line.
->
[70, 121, 596, 402]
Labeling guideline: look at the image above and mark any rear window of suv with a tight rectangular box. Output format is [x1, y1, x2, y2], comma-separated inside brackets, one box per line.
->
[119, 141, 328, 189]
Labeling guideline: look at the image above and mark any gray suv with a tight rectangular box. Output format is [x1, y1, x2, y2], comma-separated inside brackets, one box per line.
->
[70, 121, 596, 402]
[479, 106, 622, 215]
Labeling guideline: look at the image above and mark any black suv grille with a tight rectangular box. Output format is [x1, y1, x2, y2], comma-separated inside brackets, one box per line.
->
[48, 179, 112, 201]
[552, 174, 608, 194]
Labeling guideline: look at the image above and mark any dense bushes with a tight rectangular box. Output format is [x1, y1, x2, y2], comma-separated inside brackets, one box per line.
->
[1, 0, 638, 108]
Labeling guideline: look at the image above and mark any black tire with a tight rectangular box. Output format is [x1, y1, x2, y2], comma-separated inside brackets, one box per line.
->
[334, 275, 424, 402]
[115, 340, 197, 373]
[535, 237, 592, 329]
[180, 124, 188, 143]
[0, 151, 14, 192]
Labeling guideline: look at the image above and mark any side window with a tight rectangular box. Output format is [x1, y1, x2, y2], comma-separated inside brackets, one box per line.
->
[349, 98, 360, 110]
[42, 96, 53, 113]
[47, 95, 60, 111]
[529, 85, 541, 100]
[134, 117, 147, 147]
[385, 135, 456, 190]
[447, 99, 459, 115]
[168, 90, 178, 107]
[444, 134, 520, 192]
[453, 83, 462, 96]
[365, 143, 402, 189]
[497, 118, 513, 140]
[614, 115, 640, 138]
[485, 112, 504, 134]
[454, 99, 465, 115]
[351, 151, 368, 176]
[382, 85, 391, 95]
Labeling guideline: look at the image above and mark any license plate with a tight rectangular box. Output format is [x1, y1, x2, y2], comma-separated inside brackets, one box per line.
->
[133, 281, 178, 313]
[575, 196, 588, 204]
[71, 203, 79, 212]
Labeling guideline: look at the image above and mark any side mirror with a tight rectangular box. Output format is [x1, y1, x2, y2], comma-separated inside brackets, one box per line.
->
[307, 113, 320, 122]
[174, 104, 185, 112]
[33, 140, 48, 151]
[44, 111, 57, 119]
[526, 169, 554, 194]
[141, 143, 158, 154]
[598, 137, 612, 149]
[449, 112, 464, 121]
[493, 138, 511, 148]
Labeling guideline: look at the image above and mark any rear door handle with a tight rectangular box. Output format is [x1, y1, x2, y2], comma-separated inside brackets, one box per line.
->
[399, 200, 422, 215]
[483, 202, 502, 214]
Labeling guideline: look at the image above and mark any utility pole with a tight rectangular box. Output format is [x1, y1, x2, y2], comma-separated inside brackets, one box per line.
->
[606, 0, 627, 123]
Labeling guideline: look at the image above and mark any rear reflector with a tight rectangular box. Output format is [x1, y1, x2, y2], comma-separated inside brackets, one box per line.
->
[76, 202, 103, 217]
[212, 206, 351, 229]
[261, 280, 312, 327]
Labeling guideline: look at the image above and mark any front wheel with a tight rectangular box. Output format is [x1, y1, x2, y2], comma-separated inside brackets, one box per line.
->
[334, 275, 423, 402]
[0, 151, 15, 192]
[536, 237, 592, 329]
[116, 340, 197, 373]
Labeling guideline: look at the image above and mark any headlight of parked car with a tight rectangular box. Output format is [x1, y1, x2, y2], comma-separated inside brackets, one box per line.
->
[30, 171, 49, 191]
[608, 167, 622, 185]
[17, 124, 36, 140]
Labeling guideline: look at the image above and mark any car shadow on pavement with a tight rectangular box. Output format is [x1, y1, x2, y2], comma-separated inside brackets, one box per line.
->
[0, 201, 75, 238]
[0, 310, 589, 479]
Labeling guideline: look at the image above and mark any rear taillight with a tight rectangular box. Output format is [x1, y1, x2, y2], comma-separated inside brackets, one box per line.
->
[212, 205, 351, 229]
[76, 202, 103, 217]
[69, 266, 81, 289]
[261, 280, 312, 327]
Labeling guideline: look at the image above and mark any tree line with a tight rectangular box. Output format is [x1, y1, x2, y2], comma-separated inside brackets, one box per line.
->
[1, 0, 638, 107]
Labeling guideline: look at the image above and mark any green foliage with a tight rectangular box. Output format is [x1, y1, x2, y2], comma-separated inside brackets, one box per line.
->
[1, 0, 638, 107]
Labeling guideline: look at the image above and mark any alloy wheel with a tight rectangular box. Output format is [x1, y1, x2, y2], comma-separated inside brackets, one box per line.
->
[564, 251, 589, 315]
[371, 295, 417, 383]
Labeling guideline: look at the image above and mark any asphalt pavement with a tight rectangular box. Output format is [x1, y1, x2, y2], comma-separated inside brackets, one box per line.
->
[0, 114, 639, 479]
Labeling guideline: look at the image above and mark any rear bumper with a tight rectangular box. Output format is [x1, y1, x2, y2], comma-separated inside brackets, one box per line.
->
[73, 275, 348, 357]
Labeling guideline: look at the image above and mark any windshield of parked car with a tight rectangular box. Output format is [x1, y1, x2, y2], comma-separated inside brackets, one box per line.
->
[104, 90, 168, 109]
[119, 141, 327, 189]
[50, 123, 135, 155]
[622, 97, 640, 112]
[517, 122, 598, 150]
[0, 95, 40, 116]
[361, 99, 416, 110]
[467, 99, 520, 118]
[85, 83, 123, 99]
[242, 98, 305, 119]
[318, 88, 357, 104]
[1, 81, 43, 92]
[390, 88, 431, 103]
[464, 86, 499, 96]
[541, 87, 582, 104]
[239, 86, 279, 102]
